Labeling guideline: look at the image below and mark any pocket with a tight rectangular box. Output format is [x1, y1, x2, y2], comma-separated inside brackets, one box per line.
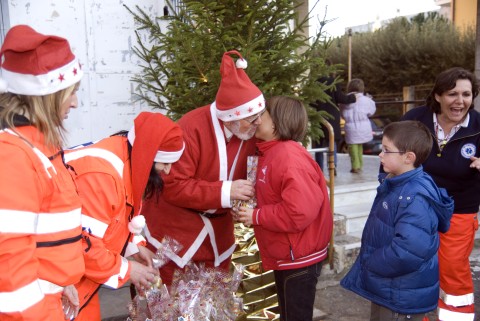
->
[473, 215, 478, 231]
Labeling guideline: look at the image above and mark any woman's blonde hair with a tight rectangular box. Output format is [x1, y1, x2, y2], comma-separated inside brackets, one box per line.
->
[0, 83, 78, 148]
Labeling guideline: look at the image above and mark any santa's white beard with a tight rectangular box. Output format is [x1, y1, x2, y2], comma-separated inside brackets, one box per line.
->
[229, 121, 256, 141]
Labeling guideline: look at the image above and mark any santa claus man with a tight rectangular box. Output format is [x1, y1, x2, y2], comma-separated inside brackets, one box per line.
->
[142, 50, 265, 284]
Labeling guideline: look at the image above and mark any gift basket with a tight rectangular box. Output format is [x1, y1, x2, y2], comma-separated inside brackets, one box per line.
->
[127, 237, 245, 321]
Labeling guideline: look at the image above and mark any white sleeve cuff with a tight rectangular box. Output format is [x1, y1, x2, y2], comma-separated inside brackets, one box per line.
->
[103, 257, 130, 288]
[221, 180, 233, 208]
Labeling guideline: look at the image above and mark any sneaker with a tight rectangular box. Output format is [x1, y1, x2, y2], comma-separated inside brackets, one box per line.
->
[350, 169, 360, 173]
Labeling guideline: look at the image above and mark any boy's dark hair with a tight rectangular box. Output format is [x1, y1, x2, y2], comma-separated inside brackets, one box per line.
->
[266, 96, 307, 142]
[383, 120, 433, 167]
[426, 67, 479, 113]
[347, 78, 365, 93]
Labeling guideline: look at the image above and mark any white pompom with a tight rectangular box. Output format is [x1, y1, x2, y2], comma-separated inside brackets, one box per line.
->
[235, 58, 248, 69]
[128, 215, 146, 234]
[0, 78, 7, 94]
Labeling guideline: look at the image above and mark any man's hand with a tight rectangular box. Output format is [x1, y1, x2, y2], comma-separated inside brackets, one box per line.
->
[62, 285, 79, 320]
[231, 179, 254, 201]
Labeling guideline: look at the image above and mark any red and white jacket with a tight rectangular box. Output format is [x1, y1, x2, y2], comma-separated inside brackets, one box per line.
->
[0, 126, 84, 321]
[251, 139, 333, 271]
[142, 105, 256, 269]
[65, 136, 145, 310]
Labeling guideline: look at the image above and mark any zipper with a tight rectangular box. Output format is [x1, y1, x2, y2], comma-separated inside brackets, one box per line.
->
[435, 131, 480, 157]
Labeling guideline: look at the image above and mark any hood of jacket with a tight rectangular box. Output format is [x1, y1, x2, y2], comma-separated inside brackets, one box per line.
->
[378, 166, 454, 233]
[0, 107, 31, 129]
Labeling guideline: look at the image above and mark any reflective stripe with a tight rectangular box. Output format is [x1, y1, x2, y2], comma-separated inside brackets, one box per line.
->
[0, 280, 44, 313]
[103, 256, 129, 289]
[38, 279, 63, 294]
[81, 214, 108, 238]
[64, 148, 124, 178]
[36, 208, 81, 234]
[32, 147, 56, 178]
[440, 288, 475, 306]
[3, 129, 56, 178]
[0, 208, 81, 234]
[438, 307, 475, 321]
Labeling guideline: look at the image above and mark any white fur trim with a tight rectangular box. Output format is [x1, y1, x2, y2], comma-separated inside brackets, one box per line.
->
[235, 58, 248, 69]
[154, 142, 185, 163]
[124, 242, 139, 257]
[0, 78, 7, 93]
[1, 58, 83, 95]
[128, 126, 184, 163]
[128, 215, 146, 234]
[127, 125, 135, 146]
[214, 94, 265, 122]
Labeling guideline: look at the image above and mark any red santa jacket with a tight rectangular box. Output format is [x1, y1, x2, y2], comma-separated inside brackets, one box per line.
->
[142, 105, 256, 268]
[0, 127, 84, 321]
[251, 140, 333, 271]
[65, 136, 140, 311]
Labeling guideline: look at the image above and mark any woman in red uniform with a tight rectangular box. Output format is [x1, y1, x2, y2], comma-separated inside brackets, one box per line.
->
[0, 25, 85, 320]
[65, 112, 184, 320]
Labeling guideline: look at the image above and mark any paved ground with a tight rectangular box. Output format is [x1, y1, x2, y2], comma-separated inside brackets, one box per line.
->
[99, 154, 480, 320]
[314, 241, 480, 321]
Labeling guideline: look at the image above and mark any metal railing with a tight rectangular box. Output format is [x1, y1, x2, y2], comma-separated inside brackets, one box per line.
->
[307, 118, 336, 269]
[374, 99, 425, 116]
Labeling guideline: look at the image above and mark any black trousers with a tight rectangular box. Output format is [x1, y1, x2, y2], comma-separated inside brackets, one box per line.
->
[273, 261, 323, 321]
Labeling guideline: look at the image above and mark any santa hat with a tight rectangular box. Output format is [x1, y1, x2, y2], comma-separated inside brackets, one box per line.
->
[127, 112, 184, 215]
[213, 50, 265, 122]
[0, 25, 83, 95]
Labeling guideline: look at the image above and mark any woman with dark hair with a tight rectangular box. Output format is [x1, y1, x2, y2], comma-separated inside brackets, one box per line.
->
[401, 67, 480, 321]
[64, 112, 184, 321]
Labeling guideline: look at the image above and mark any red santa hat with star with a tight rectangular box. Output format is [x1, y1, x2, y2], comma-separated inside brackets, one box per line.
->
[0, 25, 83, 95]
[213, 50, 265, 122]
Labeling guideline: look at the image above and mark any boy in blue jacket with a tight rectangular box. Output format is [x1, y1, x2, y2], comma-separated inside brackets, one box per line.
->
[341, 120, 454, 321]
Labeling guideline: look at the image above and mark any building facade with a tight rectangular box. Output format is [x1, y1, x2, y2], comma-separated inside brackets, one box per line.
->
[0, 0, 167, 146]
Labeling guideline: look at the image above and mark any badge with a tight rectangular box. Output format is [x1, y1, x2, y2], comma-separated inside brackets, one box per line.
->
[461, 143, 476, 159]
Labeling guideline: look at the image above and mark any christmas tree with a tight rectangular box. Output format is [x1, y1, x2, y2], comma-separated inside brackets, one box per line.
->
[125, 0, 336, 142]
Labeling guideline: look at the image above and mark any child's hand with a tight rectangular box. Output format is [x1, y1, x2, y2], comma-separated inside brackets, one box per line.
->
[230, 208, 240, 221]
[237, 206, 254, 227]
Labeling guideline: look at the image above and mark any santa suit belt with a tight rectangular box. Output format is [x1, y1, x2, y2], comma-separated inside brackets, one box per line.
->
[198, 211, 227, 219]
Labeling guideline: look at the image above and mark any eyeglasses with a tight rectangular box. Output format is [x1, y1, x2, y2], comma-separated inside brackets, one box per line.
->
[381, 148, 406, 155]
[243, 109, 266, 124]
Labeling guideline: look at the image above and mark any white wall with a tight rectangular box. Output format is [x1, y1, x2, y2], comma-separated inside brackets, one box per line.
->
[1, 0, 167, 146]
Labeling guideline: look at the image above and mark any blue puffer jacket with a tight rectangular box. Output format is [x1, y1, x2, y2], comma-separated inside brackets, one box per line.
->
[341, 166, 454, 314]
